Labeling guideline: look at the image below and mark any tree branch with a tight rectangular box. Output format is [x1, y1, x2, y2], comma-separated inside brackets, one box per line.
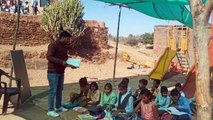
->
[204, 0, 213, 21]
[204, 0, 213, 13]
[190, 0, 204, 17]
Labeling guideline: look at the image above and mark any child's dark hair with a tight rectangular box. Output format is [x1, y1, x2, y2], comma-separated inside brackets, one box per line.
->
[154, 80, 161, 85]
[122, 77, 129, 84]
[170, 88, 180, 96]
[140, 88, 152, 100]
[139, 79, 148, 85]
[118, 82, 127, 88]
[175, 83, 182, 88]
[79, 77, 88, 87]
[90, 82, 99, 90]
[161, 86, 168, 93]
[104, 83, 112, 91]
[59, 31, 71, 39]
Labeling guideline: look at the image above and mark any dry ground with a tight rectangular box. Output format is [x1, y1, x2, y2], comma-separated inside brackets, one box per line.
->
[0, 40, 155, 87]
[0, 41, 154, 120]
[0, 41, 190, 120]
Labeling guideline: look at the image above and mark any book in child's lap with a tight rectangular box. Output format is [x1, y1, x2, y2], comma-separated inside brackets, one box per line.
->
[66, 58, 81, 68]
[165, 107, 189, 116]
[78, 114, 95, 120]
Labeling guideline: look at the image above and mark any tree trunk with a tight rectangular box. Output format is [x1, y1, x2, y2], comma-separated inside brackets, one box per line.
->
[190, 0, 213, 119]
[193, 14, 211, 120]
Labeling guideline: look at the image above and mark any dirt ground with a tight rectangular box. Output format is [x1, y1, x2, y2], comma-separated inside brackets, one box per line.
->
[0, 41, 193, 119]
[0, 41, 156, 120]
[0, 74, 187, 120]
[0, 40, 155, 87]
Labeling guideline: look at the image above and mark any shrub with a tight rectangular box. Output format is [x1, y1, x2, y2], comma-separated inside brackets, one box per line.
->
[142, 33, 153, 44]
[41, 0, 84, 47]
[125, 39, 138, 46]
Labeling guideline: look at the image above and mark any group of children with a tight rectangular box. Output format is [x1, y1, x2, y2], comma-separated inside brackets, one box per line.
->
[0, 0, 30, 14]
[65, 77, 193, 120]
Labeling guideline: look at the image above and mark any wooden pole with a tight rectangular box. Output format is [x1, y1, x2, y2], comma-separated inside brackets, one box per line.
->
[112, 5, 122, 86]
[10, 0, 21, 87]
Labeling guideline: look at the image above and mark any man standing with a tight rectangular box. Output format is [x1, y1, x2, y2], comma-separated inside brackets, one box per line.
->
[46, 31, 74, 117]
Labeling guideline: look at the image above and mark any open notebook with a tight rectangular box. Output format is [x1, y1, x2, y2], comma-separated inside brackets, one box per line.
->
[66, 58, 81, 68]
[78, 114, 95, 120]
[165, 107, 189, 116]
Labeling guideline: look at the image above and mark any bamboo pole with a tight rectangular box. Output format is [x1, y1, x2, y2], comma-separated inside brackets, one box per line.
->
[112, 5, 122, 86]
[10, 0, 21, 87]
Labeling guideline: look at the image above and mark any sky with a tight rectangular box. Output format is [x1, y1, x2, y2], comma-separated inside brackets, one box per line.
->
[82, 0, 181, 37]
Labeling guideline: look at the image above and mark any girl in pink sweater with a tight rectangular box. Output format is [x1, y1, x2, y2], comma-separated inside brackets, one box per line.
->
[134, 89, 159, 120]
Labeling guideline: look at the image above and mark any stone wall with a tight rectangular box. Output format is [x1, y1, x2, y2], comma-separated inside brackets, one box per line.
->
[0, 13, 108, 48]
[153, 25, 169, 59]
[0, 13, 51, 46]
[0, 13, 109, 69]
[81, 20, 108, 49]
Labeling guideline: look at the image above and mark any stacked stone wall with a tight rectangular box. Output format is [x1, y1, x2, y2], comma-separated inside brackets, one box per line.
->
[0, 13, 51, 46]
[0, 13, 109, 69]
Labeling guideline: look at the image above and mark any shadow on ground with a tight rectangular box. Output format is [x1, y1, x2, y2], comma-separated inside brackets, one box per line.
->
[12, 74, 186, 120]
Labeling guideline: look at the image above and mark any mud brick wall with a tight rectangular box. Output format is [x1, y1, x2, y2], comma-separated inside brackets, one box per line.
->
[153, 25, 169, 60]
[153, 25, 194, 64]
[0, 50, 48, 69]
[82, 20, 108, 49]
[0, 13, 52, 46]
[0, 13, 108, 48]
[0, 13, 109, 69]
[153, 25, 211, 65]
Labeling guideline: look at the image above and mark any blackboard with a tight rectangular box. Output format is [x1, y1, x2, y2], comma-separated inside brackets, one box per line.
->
[10, 50, 32, 103]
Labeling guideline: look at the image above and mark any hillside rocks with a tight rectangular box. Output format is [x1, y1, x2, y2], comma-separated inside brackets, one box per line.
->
[0, 13, 52, 46]
[0, 13, 108, 48]
[0, 13, 109, 69]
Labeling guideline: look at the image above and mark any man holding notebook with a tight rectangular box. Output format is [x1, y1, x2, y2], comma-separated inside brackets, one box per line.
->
[46, 31, 77, 118]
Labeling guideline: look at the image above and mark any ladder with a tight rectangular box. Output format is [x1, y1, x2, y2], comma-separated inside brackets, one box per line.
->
[176, 50, 191, 73]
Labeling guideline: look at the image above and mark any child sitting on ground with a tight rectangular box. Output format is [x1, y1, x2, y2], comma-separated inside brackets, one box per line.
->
[86, 82, 101, 116]
[112, 82, 134, 119]
[87, 82, 100, 105]
[155, 86, 171, 115]
[170, 89, 191, 120]
[175, 83, 185, 97]
[134, 89, 159, 120]
[121, 77, 132, 94]
[97, 83, 117, 110]
[150, 80, 161, 99]
[90, 83, 117, 119]
[64, 77, 90, 108]
[133, 79, 148, 107]
[175, 83, 196, 114]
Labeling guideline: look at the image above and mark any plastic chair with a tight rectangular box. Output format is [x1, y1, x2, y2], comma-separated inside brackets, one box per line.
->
[0, 69, 21, 114]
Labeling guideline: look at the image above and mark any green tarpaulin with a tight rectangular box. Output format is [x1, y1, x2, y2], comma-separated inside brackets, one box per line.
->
[124, 2, 192, 28]
[96, 0, 190, 5]
[95, 0, 207, 28]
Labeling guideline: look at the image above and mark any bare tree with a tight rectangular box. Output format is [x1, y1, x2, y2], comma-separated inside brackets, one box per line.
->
[189, 0, 213, 119]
